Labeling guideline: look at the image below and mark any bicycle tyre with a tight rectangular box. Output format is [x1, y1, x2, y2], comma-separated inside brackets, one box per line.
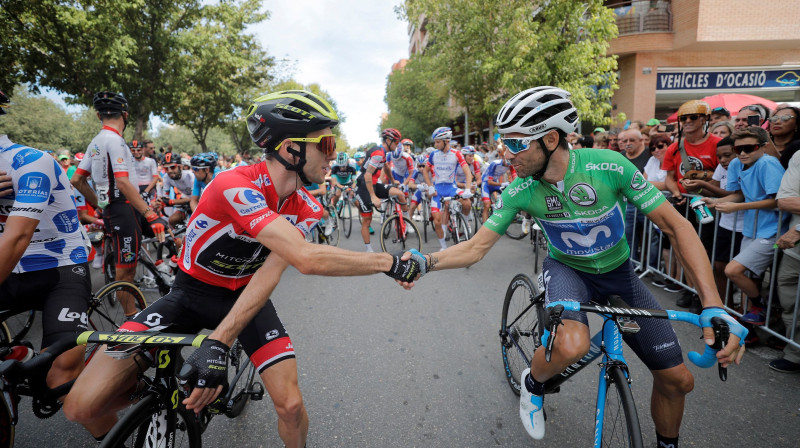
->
[504, 212, 526, 240]
[225, 341, 259, 418]
[602, 366, 644, 448]
[341, 200, 352, 238]
[471, 204, 481, 236]
[422, 202, 429, 243]
[100, 394, 202, 448]
[321, 216, 340, 247]
[2, 310, 35, 344]
[87, 281, 148, 362]
[0, 384, 13, 448]
[380, 215, 421, 253]
[452, 213, 471, 243]
[500, 274, 544, 396]
[103, 248, 116, 286]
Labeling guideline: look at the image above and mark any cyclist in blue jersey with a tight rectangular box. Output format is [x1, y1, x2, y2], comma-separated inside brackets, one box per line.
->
[407, 155, 429, 222]
[0, 90, 92, 424]
[481, 154, 517, 221]
[189, 152, 218, 212]
[402, 86, 747, 447]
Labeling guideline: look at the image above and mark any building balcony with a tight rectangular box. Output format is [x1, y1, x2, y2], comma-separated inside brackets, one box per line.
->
[606, 0, 672, 35]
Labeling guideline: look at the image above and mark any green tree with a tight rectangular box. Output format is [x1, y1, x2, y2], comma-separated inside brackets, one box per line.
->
[0, 88, 76, 151]
[382, 56, 450, 146]
[164, 0, 273, 153]
[153, 124, 236, 156]
[399, 0, 621, 127]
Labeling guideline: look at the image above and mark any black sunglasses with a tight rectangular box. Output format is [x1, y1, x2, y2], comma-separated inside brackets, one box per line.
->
[655, 142, 668, 149]
[732, 144, 761, 154]
[679, 114, 704, 122]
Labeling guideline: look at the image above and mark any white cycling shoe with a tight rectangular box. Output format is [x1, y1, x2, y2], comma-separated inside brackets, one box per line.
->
[521, 218, 531, 235]
[519, 368, 545, 440]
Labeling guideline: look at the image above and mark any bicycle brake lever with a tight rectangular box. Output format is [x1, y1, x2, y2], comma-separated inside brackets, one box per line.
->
[544, 305, 565, 363]
[710, 317, 729, 382]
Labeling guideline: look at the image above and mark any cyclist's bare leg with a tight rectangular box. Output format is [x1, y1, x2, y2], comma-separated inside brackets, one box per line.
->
[261, 359, 308, 448]
[431, 210, 444, 239]
[482, 199, 492, 222]
[650, 364, 694, 438]
[46, 345, 86, 399]
[529, 320, 591, 383]
[168, 210, 186, 228]
[460, 198, 471, 216]
[115, 265, 139, 317]
[388, 186, 407, 212]
[360, 213, 373, 244]
[63, 348, 142, 437]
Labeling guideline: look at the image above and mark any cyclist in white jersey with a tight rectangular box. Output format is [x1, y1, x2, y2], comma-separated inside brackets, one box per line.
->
[159, 151, 195, 227]
[0, 90, 92, 423]
[130, 139, 159, 200]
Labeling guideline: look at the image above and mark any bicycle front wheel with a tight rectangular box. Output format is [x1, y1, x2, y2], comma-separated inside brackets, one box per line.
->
[601, 365, 643, 448]
[341, 200, 353, 238]
[87, 281, 148, 362]
[500, 274, 544, 396]
[380, 215, 421, 253]
[100, 394, 202, 448]
[504, 212, 526, 240]
[452, 213, 471, 243]
[226, 341, 261, 418]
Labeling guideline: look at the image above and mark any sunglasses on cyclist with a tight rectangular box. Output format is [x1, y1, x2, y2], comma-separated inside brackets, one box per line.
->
[191, 167, 205, 172]
[130, 148, 142, 152]
[678, 114, 704, 122]
[768, 114, 796, 123]
[501, 136, 536, 154]
[732, 144, 762, 154]
[166, 164, 180, 170]
[276, 134, 336, 157]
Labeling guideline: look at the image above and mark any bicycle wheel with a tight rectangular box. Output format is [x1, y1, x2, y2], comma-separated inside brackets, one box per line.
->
[601, 365, 644, 448]
[504, 212, 526, 240]
[2, 310, 35, 344]
[0, 384, 14, 448]
[341, 199, 352, 238]
[225, 341, 261, 418]
[87, 281, 148, 362]
[320, 217, 340, 247]
[380, 215, 421, 253]
[471, 204, 481, 236]
[452, 213, 471, 243]
[100, 394, 202, 448]
[500, 273, 545, 396]
[422, 202, 430, 243]
[103, 247, 117, 285]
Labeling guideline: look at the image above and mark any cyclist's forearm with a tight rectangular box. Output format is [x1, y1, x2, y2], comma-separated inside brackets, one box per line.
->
[209, 256, 289, 346]
[422, 227, 500, 271]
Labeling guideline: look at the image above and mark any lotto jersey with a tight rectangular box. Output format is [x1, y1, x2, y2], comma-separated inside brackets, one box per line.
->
[331, 163, 357, 184]
[455, 160, 481, 184]
[388, 152, 414, 178]
[484, 149, 666, 274]
[163, 170, 195, 197]
[0, 136, 88, 272]
[179, 162, 322, 290]
[75, 126, 136, 204]
[427, 149, 467, 185]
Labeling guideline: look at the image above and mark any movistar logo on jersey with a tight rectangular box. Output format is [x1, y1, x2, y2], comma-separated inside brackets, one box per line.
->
[538, 204, 624, 257]
[16, 173, 50, 203]
[568, 183, 597, 206]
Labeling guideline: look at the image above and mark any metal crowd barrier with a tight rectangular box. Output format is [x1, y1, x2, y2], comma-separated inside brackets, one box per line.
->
[627, 193, 800, 351]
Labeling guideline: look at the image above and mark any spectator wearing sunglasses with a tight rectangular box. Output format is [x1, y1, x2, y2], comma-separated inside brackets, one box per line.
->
[709, 107, 731, 125]
[705, 126, 789, 329]
[767, 106, 800, 168]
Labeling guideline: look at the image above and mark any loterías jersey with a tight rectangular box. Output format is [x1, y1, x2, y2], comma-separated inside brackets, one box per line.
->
[0, 136, 88, 272]
[179, 162, 322, 290]
[388, 151, 414, 178]
[75, 126, 136, 204]
[483, 149, 666, 274]
[427, 149, 467, 185]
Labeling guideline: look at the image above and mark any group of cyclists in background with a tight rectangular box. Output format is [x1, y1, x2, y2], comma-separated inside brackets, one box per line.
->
[0, 85, 748, 447]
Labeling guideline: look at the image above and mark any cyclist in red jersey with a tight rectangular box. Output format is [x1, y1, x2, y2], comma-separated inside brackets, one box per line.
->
[64, 90, 421, 447]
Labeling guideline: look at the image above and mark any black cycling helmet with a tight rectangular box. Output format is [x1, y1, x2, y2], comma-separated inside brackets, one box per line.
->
[93, 91, 128, 115]
[162, 151, 178, 166]
[0, 90, 9, 115]
[246, 90, 339, 150]
[190, 152, 217, 169]
[245, 90, 339, 185]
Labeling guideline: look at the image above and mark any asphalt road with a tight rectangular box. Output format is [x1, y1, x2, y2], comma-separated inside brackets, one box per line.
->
[9, 217, 800, 447]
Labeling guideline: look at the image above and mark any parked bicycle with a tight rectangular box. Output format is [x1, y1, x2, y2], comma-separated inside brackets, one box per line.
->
[379, 195, 420, 253]
[499, 273, 731, 447]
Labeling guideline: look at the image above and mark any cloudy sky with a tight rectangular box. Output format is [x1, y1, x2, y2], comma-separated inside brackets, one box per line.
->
[257, 1, 410, 146]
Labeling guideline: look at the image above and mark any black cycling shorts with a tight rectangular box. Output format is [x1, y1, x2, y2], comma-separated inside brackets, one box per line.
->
[355, 175, 390, 216]
[0, 263, 91, 348]
[541, 256, 683, 371]
[120, 270, 294, 373]
[104, 201, 152, 268]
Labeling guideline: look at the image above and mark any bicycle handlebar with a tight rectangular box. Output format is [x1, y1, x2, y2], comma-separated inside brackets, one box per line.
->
[545, 301, 730, 380]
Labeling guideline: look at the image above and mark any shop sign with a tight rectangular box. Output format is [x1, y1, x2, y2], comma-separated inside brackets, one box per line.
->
[657, 69, 800, 91]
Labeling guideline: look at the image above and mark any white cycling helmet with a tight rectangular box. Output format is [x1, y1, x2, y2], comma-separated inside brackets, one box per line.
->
[496, 86, 578, 139]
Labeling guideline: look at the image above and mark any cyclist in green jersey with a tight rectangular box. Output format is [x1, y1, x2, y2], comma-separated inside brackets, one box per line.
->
[402, 87, 747, 447]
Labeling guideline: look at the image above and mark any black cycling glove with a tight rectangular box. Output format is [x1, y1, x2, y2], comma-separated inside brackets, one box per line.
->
[178, 338, 229, 389]
[385, 253, 421, 282]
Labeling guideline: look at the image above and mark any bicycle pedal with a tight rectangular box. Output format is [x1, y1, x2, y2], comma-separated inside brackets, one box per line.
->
[248, 382, 264, 401]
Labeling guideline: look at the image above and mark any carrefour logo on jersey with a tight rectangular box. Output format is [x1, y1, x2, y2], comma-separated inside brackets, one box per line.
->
[12, 148, 44, 169]
[223, 188, 268, 216]
[15, 173, 50, 203]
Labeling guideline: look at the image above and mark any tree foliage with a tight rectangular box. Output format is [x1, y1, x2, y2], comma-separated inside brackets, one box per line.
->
[382, 56, 451, 146]
[397, 0, 622, 127]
